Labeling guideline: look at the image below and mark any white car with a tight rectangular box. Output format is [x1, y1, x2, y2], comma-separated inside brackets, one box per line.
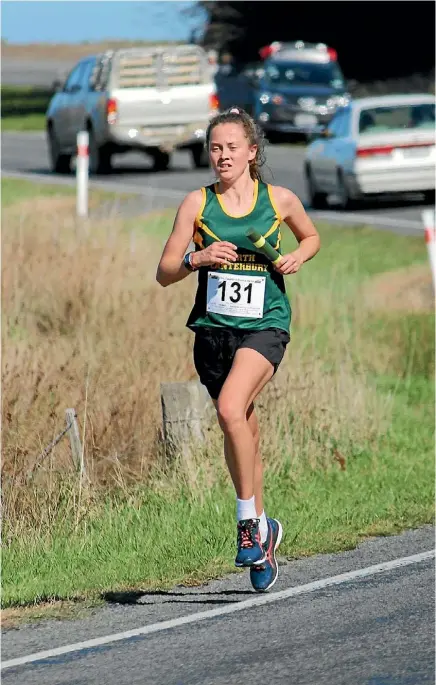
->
[304, 93, 435, 209]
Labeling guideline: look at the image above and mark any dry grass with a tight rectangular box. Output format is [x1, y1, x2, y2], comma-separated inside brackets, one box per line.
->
[3, 210, 193, 469]
[1, 599, 101, 629]
[364, 264, 434, 314]
[2, 194, 393, 539]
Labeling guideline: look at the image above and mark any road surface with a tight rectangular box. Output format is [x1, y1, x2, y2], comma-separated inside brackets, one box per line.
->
[2, 526, 434, 685]
[2, 132, 430, 234]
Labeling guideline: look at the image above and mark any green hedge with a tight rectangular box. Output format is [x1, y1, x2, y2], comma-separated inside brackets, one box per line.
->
[1, 86, 54, 118]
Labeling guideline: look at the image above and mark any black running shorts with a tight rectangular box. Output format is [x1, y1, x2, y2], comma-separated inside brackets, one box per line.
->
[193, 327, 290, 400]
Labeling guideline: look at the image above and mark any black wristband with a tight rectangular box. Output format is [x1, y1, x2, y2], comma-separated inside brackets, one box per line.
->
[183, 252, 196, 272]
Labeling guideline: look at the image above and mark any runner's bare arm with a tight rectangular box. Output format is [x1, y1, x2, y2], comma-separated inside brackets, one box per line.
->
[270, 186, 321, 275]
[156, 190, 202, 287]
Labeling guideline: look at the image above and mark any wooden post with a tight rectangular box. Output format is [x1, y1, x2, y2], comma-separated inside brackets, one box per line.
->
[65, 408, 84, 475]
[160, 381, 213, 458]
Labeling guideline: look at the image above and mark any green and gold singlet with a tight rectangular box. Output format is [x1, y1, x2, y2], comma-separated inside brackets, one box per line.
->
[186, 180, 292, 332]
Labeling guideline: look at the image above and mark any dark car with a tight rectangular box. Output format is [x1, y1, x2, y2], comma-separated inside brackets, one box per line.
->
[253, 41, 351, 141]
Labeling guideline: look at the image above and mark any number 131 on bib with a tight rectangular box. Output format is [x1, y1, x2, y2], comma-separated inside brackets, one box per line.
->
[206, 272, 266, 319]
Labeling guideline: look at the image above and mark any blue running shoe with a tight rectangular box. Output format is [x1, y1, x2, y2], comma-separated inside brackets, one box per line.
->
[250, 517, 283, 592]
[235, 518, 266, 567]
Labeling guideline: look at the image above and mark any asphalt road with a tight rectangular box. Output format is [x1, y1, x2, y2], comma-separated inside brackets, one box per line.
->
[2, 132, 431, 234]
[2, 527, 434, 684]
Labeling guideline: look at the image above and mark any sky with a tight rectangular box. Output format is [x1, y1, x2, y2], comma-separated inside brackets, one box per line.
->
[1, 1, 206, 44]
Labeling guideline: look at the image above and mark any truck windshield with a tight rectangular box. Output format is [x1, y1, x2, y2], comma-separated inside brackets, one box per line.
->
[263, 61, 345, 88]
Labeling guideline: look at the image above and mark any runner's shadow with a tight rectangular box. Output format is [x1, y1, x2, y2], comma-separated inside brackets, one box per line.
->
[102, 589, 255, 606]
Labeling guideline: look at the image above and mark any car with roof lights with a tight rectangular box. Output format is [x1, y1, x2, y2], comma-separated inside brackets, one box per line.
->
[253, 40, 351, 140]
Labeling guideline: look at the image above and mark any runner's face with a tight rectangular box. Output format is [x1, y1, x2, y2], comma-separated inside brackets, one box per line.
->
[209, 123, 257, 182]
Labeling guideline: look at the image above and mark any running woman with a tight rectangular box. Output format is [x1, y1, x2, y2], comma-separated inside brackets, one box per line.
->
[156, 107, 320, 592]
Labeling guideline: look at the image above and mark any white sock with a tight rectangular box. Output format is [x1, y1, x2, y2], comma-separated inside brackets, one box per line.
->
[259, 511, 268, 543]
[236, 496, 257, 521]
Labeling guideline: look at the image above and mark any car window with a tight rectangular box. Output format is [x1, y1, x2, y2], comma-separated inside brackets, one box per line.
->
[90, 54, 112, 91]
[80, 59, 96, 90]
[264, 60, 345, 89]
[64, 63, 86, 92]
[358, 103, 435, 134]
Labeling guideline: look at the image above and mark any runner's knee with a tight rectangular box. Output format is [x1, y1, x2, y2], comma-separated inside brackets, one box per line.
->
[216, 397, 246, 432]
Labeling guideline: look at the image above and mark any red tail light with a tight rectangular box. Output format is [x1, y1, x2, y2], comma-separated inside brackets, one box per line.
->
[357, 146, 394, 157]
[259, 42, 282, 60]
[327, 47, 337, 61]
[259, 45, 274, 60]
[209, 93, 220, 111]
[357, 141, 434, 158]
[106, 98, 117, 125]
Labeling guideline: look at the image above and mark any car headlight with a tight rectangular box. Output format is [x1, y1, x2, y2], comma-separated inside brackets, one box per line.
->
[328, 94, 351, 108]
[298, 97, 316, 111]
[259, 93, 284, 106]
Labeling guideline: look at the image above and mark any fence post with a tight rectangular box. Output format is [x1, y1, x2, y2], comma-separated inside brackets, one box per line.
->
[76, 131, 89, 218]
[422, 209, 436, 287]
[160, 381, 213, 458]
[65, 408, 85, 475]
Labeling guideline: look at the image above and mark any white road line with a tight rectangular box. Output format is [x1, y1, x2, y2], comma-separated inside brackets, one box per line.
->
[311, 209, 423, 230]
[2, 170, 186, 200]
[2, 549, 434, 671]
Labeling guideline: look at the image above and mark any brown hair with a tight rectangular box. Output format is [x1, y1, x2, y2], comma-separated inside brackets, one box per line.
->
[205, 106, 266, 182]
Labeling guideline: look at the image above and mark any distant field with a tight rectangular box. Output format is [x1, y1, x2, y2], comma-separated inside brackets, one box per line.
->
[1, 40, 184, 62]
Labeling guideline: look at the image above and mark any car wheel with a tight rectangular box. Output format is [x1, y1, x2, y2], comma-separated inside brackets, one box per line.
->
[305, 166, 328, 209]
[336, 170, 356, 210]
[151, 149, 171, 172]
[47, 126, 72, 174]
[88, 129, 112, 175]
[191, 143, 209, 169]
[424, 189, 435, 205]
[266, 131, 282, 145]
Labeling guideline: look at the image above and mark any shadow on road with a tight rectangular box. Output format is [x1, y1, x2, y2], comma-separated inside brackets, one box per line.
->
[102, 588, 255, 606]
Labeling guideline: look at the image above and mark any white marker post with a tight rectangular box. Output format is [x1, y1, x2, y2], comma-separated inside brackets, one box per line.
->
[76, 131, 89, 217]
[422, 208, 436, 287]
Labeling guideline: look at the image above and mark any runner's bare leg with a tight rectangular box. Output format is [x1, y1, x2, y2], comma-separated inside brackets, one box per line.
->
[214, 347, 273, 501]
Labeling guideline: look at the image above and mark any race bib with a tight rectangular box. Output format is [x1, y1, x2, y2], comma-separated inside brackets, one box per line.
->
[206, 272, 266, 319]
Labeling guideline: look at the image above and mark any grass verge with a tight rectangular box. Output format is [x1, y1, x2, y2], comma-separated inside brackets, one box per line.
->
[2, 178, 434, 611]
[2, 113, 46, 131]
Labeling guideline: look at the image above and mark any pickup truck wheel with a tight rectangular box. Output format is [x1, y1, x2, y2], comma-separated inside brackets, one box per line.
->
[191, 144, 209, 169]
[305, 166, 328, 209]
[88, 129, 112, 175]
[151, 150, 171, 172]
[47, 127, 72, 174]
